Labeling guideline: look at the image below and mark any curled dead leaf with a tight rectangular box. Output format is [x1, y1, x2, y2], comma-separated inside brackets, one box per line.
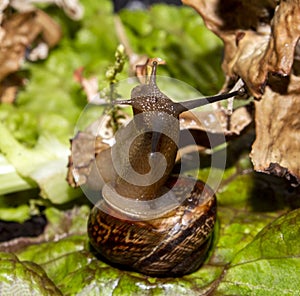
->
[67, 132, 111, 188]
[185, 0, 300, 186]
[0, 9, 61, 102]
[250, 75, 300, 186]
[183, 0, 300, 97]
[180, 106, 252, 137]
[9, 0, 84, 20]
[67, 113, 130, 189]
[0, 10, 61, 82]
[0, 74, 25, 104]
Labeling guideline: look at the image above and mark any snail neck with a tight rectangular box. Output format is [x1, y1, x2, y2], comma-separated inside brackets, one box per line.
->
[112, 62, 181, 201]
[113, 120, 179, 201]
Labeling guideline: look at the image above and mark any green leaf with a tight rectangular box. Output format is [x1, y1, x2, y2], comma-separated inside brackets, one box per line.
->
[0, 252, 62, 295]
[120, 4, 224, 94]
[232, 209, 300, 264]
[211, 208, 277, 265]
[0, 121, 81, 203]
[217, 209, 300, 295]
[17, 206, 90, 263]
[0, 154, 33, 197]
[0, 204, 31, 223]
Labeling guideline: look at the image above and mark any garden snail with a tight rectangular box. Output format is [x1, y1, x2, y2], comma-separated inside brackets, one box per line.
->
[87, 61, 244, 277]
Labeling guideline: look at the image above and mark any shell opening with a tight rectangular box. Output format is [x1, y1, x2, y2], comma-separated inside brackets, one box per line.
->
[101, 182, 179, 220]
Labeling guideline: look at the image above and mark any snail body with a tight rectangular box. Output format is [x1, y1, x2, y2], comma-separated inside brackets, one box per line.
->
[88, 62, 242, 276]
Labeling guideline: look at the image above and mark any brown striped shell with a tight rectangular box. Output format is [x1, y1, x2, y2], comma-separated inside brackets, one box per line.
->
[88, 177, 216, 276]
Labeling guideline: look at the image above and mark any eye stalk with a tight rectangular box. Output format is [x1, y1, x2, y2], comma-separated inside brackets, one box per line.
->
[113, 61, 246, 114]
[174, 87, 246, 114]
[149, 61, 158, 86]
[113, 87, 246, 113]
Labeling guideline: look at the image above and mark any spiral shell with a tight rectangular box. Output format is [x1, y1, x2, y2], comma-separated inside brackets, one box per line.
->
[88, 176, 216, 277]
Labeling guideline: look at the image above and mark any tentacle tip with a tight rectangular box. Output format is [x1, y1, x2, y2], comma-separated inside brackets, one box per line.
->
[113, 99, 132, 106]
[237, 86, 246, 96]
[149, 62, 158, 86]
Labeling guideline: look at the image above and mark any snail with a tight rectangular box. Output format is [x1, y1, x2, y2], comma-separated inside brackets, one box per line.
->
[87, 62, 244, 277]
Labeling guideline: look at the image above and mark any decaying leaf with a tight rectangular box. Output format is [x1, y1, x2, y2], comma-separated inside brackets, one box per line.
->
[67, 127, 114, 189]
[0, 10, 61, 81]
[180, 106, 252, 137]
[67, 113, 129, 189]
[0, 74, 24, 104]
[250, 75, 300, 186]
[0, 9, 62, 102]
[184, 0, 300, 185]
[9, 0, 84, 20]
[183, 0, 300, 96]
[175, 106, 252, 161]
[67, 132, 109, 188]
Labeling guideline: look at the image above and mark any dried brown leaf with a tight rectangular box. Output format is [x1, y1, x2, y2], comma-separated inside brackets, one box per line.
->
[183, 0, 300, 97]
[9, 0, 83, 20]
[67, 132, 111, 188]
[0, 10, 61, 102]
[0, 10, 61, 82]
[0, 74, 24, 103]
[182, 0, 277, 84]
[67, 113, 131, 189]
[34, 10, 62, 47]
[0, 9, 61, 102]
[250, 75, 300, 186]
[185, 0, 300, 185]
[180, 106, 252, 137]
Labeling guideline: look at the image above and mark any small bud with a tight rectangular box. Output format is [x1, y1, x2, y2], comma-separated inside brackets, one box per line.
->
[115, 44, 125, 59]
[105, 67, 115, 80]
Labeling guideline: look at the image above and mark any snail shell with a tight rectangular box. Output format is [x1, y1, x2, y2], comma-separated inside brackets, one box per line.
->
[87, 62, 243, 277]
[88, 176, 216, 276]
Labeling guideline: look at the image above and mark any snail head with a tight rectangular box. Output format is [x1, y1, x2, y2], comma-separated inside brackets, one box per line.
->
[116, 61, 182, 118]
[114, 61, 246, 116]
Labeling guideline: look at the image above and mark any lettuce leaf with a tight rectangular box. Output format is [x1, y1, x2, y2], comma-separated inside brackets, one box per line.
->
[0, 121, 81, 203]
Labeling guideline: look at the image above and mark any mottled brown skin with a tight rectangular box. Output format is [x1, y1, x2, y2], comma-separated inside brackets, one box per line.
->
[88, 62, 218, 277]
[113, 66, 182, 201]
